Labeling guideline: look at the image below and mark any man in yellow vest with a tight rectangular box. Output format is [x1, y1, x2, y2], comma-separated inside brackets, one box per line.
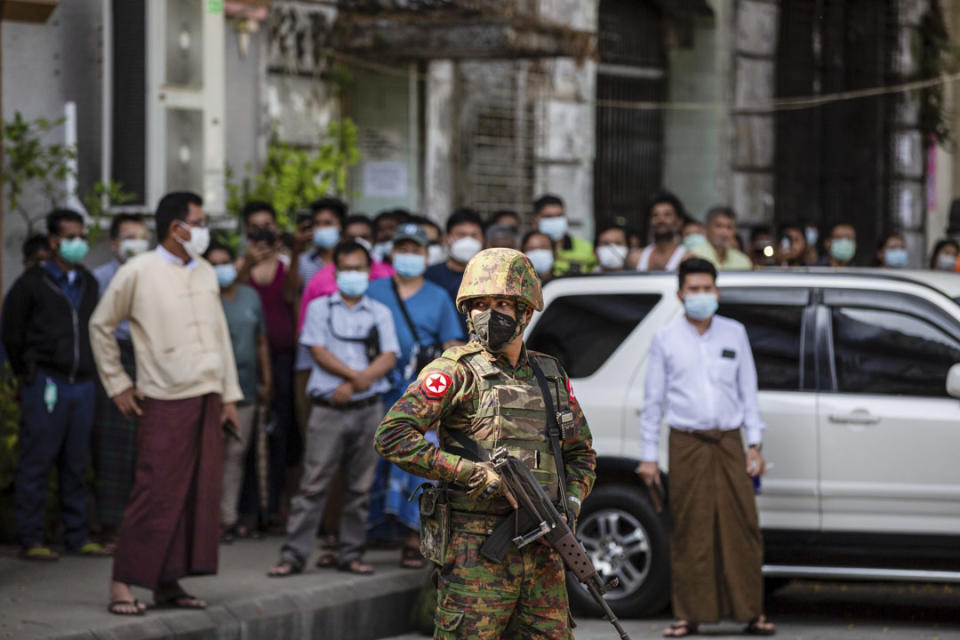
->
[533, 194, 597, 276]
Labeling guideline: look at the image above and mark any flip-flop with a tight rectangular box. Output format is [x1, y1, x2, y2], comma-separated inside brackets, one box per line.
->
[744, 616, 776, 636]
[108, 599, 146, 616]
[155, 592, 206, 609]
[19, 546, 59, 562]
[400, 546, 426, 569]
[338, 560, 374, 575]
[267, 562, 303, 578]
[70, 541, 112, 557]
[663, 621, 698, 637]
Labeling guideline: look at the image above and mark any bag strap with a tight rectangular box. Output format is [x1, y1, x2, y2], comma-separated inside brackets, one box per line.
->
[530, 358, 571, 522]
[445, 427, 486, 462]
[390, 278, 422, 346]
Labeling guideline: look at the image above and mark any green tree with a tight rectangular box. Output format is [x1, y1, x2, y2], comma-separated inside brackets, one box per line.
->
[226, 118, 359, 235]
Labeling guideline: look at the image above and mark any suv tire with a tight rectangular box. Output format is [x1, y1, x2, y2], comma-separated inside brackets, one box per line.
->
[566, 482, 671, 618]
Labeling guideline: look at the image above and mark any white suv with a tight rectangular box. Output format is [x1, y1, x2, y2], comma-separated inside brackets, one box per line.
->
[525, 269, 960, 617]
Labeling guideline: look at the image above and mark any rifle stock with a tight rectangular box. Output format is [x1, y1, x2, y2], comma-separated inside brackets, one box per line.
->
[488, 449, 632, 640]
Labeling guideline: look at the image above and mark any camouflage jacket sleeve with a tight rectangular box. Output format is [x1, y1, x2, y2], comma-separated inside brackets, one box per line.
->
[374, 356, 474, 483]
[558, 367, 596, 511]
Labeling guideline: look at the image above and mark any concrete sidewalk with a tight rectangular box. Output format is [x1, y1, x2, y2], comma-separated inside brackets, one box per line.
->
[0, 540, 428, 640]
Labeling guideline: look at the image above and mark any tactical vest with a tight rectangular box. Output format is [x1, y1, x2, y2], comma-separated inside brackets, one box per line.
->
[440, 346, 570, 513]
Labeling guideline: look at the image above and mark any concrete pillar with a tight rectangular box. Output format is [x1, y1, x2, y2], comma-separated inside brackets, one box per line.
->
[729, 0, 779, 227]
[424, 60, 455, 225]
[532, 0, 598, 240]
[890, 0, 928, 267]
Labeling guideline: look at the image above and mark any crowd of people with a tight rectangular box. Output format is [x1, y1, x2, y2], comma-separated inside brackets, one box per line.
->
[1, 187, 958, 615]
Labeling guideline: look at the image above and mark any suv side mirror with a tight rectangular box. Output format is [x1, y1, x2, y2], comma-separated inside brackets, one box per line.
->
[947, 364, 960, 398]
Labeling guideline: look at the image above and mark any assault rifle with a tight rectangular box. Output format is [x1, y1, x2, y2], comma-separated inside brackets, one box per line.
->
[481, 448, 632, 640]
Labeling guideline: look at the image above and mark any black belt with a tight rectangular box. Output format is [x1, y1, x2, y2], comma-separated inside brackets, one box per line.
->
[311, 395, 380, 410]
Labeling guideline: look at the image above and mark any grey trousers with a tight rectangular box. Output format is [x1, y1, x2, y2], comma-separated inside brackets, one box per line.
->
[280, 400, 383, 567]
[220, 403, 258, 527]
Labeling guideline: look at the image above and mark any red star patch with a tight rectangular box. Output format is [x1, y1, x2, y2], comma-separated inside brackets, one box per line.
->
[421, 371, 452, 400]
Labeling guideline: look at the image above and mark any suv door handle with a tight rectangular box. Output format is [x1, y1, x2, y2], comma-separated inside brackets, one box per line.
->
[828, 411, 880, 425]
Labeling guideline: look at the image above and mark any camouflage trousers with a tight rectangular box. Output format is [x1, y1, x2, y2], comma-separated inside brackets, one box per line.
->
[434, 528, 573, 639]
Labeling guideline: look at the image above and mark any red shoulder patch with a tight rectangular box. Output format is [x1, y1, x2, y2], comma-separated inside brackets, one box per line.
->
[421, 371, 452, 400]
[567, 378, 578, 405]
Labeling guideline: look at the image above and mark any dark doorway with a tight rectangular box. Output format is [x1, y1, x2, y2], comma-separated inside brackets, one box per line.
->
[594, 0, 666, 237]
[774, 0, 896, 261]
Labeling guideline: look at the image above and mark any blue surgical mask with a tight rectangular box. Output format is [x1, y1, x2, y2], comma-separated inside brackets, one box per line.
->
[884, 247, 908, 269]
[830, 238, 856, 263]
[313, 226, 340, 250]
[393, 252, 427, 278]
[683, 233, 708, 251]
[805, 227, 819, 247]
[215, 264, 238, 288]
[525, 249, 554, 276]
[538, 217, 568, 242]
[684, 292, 718, 320]
[337, 270, 370, 297]
[59, 237, 89, 264]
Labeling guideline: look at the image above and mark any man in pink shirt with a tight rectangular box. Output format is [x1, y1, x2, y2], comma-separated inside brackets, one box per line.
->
[298, 215, 395, 331]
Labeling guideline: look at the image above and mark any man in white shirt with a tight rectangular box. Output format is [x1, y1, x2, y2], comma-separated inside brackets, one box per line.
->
[637, 257, 775, 638]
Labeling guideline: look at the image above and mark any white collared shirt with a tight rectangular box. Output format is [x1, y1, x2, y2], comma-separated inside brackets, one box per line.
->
[156, 244, 197, 270]
[640, 314, 765, 462]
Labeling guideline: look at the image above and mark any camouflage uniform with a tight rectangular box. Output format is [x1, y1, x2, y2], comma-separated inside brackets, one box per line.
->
[375, 249, 596, 640]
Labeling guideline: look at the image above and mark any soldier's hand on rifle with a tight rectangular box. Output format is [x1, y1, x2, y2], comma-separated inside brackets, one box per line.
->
[458, 460, 518, 507]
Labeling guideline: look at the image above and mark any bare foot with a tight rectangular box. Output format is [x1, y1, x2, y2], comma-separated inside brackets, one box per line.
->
[267, 561, 300, 577]
[109, 581, 146, 615]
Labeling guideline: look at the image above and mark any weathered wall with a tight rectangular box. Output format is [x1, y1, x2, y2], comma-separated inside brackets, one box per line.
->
[225, 27, 267, 181]
[2, 0, 105, 293]
[729, 0, 778, 227]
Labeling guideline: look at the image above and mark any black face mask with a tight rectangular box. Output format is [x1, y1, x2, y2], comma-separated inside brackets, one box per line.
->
[472, 309, 519, 353]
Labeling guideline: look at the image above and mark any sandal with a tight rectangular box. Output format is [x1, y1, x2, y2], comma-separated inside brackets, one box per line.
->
[315, 551, 337, 569]
[744, 615, 776, 636]
[337, 559, 374, 575]
[400, 546, 426, 569]
[108, 599, 146, 616]
[267, 561, 303, 578]
[154, 591, 206, 609]
[70, 541, 113, 557]
[663, 620, 698, 637]
[19, 545, 59, 562]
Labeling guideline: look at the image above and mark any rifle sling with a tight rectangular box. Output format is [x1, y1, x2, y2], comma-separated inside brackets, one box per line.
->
[530, 359, 571, 523]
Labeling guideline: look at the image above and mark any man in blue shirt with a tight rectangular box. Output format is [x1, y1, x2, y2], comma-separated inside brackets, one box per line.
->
[1, 209, 109, 561]
[425, 208, 485, 337]
[365, 224, 463, 567]
[269, 241, 398, 577]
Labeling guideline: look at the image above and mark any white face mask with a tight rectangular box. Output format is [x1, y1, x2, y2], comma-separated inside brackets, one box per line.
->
[428, 244, 447, 266]
[936, 253, 957, 271]
[178, 223, 210, 259]
[372, 241, 393, 262]
[118, 238, 149, 262]
[538, 216, 568, 242]
[596, 244, 628, 270]
[525, 249, 554, 276]
[449, 236, 483, 264]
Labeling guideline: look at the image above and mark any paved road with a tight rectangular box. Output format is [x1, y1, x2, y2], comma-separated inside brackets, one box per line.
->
[381, 580, 960, 639]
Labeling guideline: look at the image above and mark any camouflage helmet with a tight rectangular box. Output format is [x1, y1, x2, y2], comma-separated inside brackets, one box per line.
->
[456, 248, 544, 313]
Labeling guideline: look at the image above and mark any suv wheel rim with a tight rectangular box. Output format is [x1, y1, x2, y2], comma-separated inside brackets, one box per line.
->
[577, 508, 651, 599]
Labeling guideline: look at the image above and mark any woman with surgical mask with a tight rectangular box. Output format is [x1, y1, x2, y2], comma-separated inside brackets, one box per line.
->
[930, 239, 960, 271]
[821, 223, 858, 267]
[521, 230, 555, 283]
[875, 232, 908, 269]
[594, 224, 630, 272]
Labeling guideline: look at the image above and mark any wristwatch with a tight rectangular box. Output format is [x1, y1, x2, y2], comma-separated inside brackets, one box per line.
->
[748, 443, 762, 452]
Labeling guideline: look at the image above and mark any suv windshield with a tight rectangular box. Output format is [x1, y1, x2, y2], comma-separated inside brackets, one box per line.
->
[528, 293, 661, 377]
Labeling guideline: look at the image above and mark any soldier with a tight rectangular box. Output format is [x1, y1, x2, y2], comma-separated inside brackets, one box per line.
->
[375, 248, 596, 639]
